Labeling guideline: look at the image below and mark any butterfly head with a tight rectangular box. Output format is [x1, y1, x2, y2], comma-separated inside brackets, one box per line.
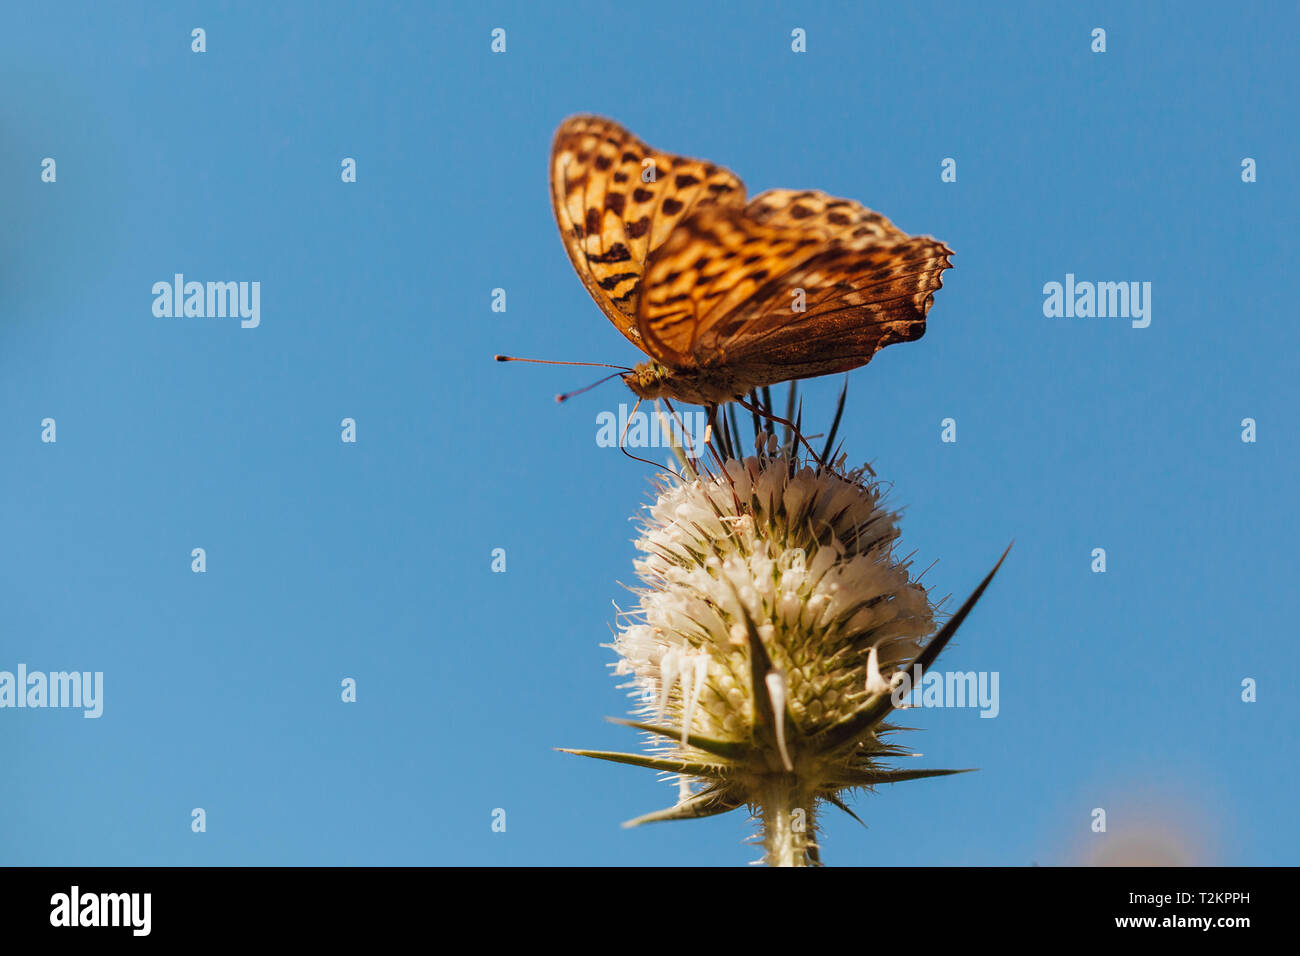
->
[622, 361, 673, 400]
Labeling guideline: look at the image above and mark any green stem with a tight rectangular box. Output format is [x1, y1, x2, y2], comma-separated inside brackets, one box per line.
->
[758, 775, 816, 866]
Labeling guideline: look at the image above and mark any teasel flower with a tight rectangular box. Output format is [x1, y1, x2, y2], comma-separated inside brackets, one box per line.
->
[561, 387, 1009, 866]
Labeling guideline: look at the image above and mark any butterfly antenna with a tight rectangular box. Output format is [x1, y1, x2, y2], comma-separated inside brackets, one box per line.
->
[494, 354, 632, 403]
[555, 370, 627, 404]
[494, 354, 631, 371]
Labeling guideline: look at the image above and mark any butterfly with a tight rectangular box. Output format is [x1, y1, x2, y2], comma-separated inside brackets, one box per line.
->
[537, 115, 953, 408]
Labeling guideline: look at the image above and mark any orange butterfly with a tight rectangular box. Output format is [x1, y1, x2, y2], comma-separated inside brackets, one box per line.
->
[521, 115, 953, 408]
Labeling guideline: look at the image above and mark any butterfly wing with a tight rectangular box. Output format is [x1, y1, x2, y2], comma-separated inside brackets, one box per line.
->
[635, 204, 825, 366]
[637, 189, 952, 379]
[550, 115, 747, 350]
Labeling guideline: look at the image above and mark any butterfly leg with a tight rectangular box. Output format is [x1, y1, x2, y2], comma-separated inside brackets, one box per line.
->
[703, 403, 726, 458]
[660, 397, 712, 463]
[618, 397, 684, 475]
[734, 396, 832, 469]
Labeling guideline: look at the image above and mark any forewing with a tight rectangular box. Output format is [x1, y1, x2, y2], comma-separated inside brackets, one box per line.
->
[636, 204, 825, 366]
[550, 115, 747, 349]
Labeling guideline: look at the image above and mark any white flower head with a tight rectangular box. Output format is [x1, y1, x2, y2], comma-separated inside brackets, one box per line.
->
[617, 454, 933, 744]
[563, 408, 1009, 866]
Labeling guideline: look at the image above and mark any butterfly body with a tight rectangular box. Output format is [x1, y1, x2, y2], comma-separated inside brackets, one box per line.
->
[622, 360, 752, 405]
[550, 115, 953, 406]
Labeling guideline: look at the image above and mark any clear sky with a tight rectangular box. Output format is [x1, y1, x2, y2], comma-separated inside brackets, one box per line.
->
[1, 1, 1295, 866]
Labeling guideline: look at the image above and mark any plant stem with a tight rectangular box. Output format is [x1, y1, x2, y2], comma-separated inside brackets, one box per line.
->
[758, 774, 816, 866]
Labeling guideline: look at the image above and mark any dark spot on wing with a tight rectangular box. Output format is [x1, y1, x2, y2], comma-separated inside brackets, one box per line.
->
[598, 271, 638, 290]
[587, 243, 631, 264]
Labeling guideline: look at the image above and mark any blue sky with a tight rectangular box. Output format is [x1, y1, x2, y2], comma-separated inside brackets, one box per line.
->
[1, 1, 1296, 866]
